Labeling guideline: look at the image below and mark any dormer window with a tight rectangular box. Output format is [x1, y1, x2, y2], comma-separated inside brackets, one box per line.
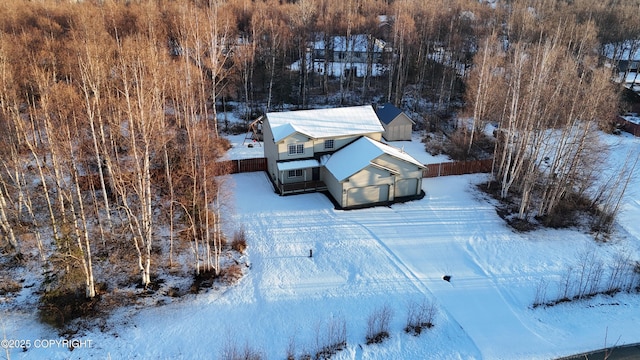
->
[288, 144, 304, 155]
[324, 139, 334, 149]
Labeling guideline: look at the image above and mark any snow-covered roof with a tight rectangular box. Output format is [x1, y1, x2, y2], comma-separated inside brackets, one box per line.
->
[625, 72, 640, 85]
[622, 113, 640, 125]
[375, 103, 404, 125]
[604, 40, 640, 61]
[324, 136, 424, 181]
[312, 34, 385, 53]
[276, 159, 321, 171]
[267, 105, 385, 143]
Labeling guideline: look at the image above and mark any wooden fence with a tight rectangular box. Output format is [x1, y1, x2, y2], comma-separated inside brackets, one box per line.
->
[217, 157, 267, 175]
[220, 158, 493, 178]
[83, 156, 492, 182]
[222, 157, 494, 179]
[614, 115, 640, 137]
[422, 158, 493, 178]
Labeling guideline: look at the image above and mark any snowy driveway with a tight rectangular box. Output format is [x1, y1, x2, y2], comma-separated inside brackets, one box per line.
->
[9, 169, 638, 360]
[228, 172, 640, 359]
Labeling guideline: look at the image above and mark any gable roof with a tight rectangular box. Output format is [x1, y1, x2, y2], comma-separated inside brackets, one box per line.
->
[267, 105, 384, 142]
[375, 103, 415, 125]
[312, 34, 386, 53]
[323, 137, 424, 181]
[375, 103, 403, 125]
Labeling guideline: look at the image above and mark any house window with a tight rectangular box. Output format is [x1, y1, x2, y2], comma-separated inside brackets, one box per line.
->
[288, 169, 303, 178]
[324, 139, 334, 149]
[288, 144, 304, 155]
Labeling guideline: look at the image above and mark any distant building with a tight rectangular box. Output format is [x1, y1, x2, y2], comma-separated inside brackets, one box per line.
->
[290, 34, 390, 78]
[614, 113, 640, 137]
[311, 34, 386, 64]
[604, 40, 640, 93]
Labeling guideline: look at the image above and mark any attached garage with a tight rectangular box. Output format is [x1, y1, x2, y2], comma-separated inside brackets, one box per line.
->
[395, 178, 419, 198]
[346, 185, 390, 207]
[322, 137, 425, 209]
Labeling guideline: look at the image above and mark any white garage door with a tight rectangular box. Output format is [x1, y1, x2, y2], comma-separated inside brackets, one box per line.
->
[347, 185, 389, 207]
[396, 178, 419, 197]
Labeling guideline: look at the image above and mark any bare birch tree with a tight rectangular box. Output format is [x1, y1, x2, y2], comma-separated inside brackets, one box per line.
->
[110, 31, 168, 287]
[469, 16, 617, 221]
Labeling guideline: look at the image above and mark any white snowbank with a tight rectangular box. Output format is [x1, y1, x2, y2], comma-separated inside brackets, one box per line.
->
[2, 133, 640, 360]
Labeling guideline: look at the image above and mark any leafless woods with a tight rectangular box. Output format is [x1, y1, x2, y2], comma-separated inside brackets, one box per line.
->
[0, 0, 638, 323]
[0, 0, 238, 314]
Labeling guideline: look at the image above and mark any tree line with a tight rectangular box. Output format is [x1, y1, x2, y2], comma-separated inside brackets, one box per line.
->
[0, 0, 639, 311]
[462, 0, 639, 230]
[0, 0, 242, 309]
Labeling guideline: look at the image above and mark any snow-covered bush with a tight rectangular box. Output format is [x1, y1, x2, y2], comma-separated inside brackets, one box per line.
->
[365, 305, 393, 345]
[232, 229, 248, 254]
[532, 248, 640, 308]
[314, 316, 347, 359]
[404, 299, 436, 336]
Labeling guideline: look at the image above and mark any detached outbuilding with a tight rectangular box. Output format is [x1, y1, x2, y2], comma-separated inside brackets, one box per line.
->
[615, 113, 640, 137]
[375, 103, 414, 141]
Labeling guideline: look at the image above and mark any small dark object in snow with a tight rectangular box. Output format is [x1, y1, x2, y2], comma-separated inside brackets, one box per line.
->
[442, 275, 451, 282]
[248, 143, 253, 148]
[309, 249, 313, 258]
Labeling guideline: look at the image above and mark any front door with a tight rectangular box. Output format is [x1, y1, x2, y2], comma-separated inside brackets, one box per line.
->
[312, 167, 320, 181]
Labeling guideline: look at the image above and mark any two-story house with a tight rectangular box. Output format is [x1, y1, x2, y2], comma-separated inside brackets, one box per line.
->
[311, 34, 386, 64]
[290, 34, 389, 78]
[262, 105, 425, 209]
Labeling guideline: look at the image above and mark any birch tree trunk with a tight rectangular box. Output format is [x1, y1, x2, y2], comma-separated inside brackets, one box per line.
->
[66, 119, 97, 299]
[0, 185, 18, 253]
[78, 53, 114, 247]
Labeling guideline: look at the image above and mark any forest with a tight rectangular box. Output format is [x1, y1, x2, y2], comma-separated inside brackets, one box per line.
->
[0, 0, 639, 328]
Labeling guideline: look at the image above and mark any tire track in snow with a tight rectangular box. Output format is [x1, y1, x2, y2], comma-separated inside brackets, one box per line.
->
[330, 212, 431, 297]
[420, 193, 555, 358]
[463, 233, 557, 348]
[336, 207, 484, 358]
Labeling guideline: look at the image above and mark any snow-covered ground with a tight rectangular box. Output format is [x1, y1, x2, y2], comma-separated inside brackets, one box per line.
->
[224, 132, 449, 165]
[2, 133, 640, 360]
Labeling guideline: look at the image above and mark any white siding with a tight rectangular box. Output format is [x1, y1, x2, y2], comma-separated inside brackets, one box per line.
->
[277, 133, 312, 160]
[373, 155, 423, 179]
[311, 133, 382, 154]
[263, 119, 279, 182]
[279, 167, 312, 185]
[347, 185, 389, 207]
[312, 135, 358, 153]
[383, 113, 413, 141]
[321, 167, 344, 206]
[396, 178, 419, 197]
